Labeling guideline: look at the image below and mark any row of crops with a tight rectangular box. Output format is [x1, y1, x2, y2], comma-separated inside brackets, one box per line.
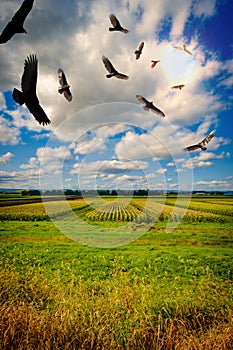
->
[0, 197, 232, 223]
[86, 200, 149, 222]
[0, 199, 89, 221]
[165, 197, 233, 217]
[132, 198, 227, 223]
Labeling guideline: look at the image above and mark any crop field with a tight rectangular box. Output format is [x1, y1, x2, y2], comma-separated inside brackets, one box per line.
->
[165, 196, 233, 217]
[0, 198, 89, 221]
[86, 200, 148, 222]
[0, 196, 228, 224]
[0, 195, 233, 349]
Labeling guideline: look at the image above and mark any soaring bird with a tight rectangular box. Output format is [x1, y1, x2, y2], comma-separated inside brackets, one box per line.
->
[0, 0, 34, 44]
[58, 68, 72, 102]
[184, 131, 215, 152]
[173, 44, 193, 55]
[151, 60, 160, 68]
[102, 55, 129, 80]
[134, 42, 144, 60]
[12, 54, 50, 125]
[136, 95, 165, 117]
[172, 84, 185, 90]
[109, 14, 129, 33]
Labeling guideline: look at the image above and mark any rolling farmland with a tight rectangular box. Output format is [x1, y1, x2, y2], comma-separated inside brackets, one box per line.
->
[0, 195, 229, 223]
[0, 194, 232, 349]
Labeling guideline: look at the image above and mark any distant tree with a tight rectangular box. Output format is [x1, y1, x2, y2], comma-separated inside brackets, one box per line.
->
[133, 189, 148, 196]
[21, 190, 29, 196]
[111, 190, 118, 196]
[64, 189, 74, 196]
[28, 189, 40, 196]
[97, 190, 110, 196]
[42, 189, 63, 196]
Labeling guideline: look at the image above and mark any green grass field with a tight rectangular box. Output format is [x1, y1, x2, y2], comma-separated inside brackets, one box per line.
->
[0, 195, 232, 349]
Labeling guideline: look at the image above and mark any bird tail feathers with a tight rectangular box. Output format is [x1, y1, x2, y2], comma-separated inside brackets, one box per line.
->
[109, 28, 115, 31]
[12, 89, 25, 106]
[122, 29, 129, 33]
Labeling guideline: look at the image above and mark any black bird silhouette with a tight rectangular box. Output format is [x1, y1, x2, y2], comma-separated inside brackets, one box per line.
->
[184, 131, 215, 152]
[134, 42, 144, 60]
[109, 14, 129, 33]
[102, 55, 129, 80]
[0, 0, 34, 44]
[172, 84, 185, 90]
[13, 54, 50, 125]
[151, 60, 160, 68]
[136, 95, 165, 117]
[58, 68, 72, 102]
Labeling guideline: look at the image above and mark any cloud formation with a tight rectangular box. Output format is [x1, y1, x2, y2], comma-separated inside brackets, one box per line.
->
[0, 151, 14, 165]
[0, 0, 232, 190]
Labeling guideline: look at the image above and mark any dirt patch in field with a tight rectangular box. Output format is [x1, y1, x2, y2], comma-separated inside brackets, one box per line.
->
[0, 196, 82, 207]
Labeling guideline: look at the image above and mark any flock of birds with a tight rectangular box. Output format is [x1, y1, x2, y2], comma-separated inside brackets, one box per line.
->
[0, 0, 215, 152]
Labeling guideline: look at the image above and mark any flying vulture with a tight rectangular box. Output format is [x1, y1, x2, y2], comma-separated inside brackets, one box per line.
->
[109, 14, 129, 33]
[0, 0, 34, 44]
[134, 42, 144, 60]
[151, 60, 160, 68]
[12, 54, 51, 126]
[136, 95, 165, 117]
[58, 68, 72, 102]
[102, 55, 129, 80]
[173, 44, 193, 55]
[184, 131, 215, 152]
[172, 84, 185, 90]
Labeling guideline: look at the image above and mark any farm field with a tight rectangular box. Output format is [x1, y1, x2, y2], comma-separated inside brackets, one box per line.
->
[0, 195, 233, 349]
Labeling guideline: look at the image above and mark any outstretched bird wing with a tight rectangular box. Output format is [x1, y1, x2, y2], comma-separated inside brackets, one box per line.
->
[22, 54, 37, 95]
[63, 89, 72, 102]
[136, 94, 149, 106]
[173, 45, 183, 51]
[109, 14, 121, 29]
[0, 0, 34, 44]
[184, 144, 200, 152]
[102, 55, 116, 74]
[114, 72, 129, 80]
[21, 54, 50, 125]
[150, 104, 165, 117]
[184, 46, 193, 55]
[102, 55, 129, 80]
[200, 131, 215, 147]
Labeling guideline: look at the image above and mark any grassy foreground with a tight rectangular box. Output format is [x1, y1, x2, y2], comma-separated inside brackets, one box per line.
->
[0, 196, 233, 349]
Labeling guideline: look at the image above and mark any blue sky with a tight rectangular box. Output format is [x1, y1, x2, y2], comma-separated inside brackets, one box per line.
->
[0, 0, 232, 192]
